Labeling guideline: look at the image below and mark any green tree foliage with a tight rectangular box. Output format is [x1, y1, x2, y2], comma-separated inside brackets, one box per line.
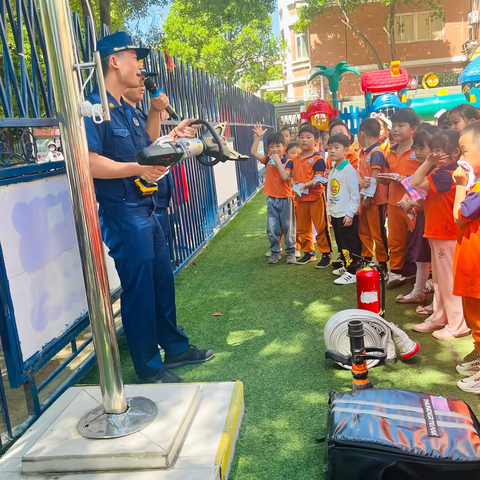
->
[161, 0, 284, 92]
[295, 0, 444, 70]
[69, 0, 167, 32]
[264, 91, 285, 104]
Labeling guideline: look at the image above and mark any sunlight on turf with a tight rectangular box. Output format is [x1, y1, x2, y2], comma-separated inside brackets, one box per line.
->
[227, 329, 266, 346]
[259, 333, 307, 356]
[301, 391, 329, 405]
[303, 301, 334, 323]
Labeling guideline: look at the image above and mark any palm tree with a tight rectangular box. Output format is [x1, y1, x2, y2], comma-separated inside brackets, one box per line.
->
[309, 62, 360, 110]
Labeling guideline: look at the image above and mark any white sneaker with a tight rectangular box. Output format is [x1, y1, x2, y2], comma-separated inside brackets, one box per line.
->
[332, 267, 346, 276]
[387, 272, 406, 289]
[334, 272, 356, 285]
[457, 372, 480, 394]
[295, 250, 301, 258]
[266, 248, 282, 257]
[456, 358, 480, 377]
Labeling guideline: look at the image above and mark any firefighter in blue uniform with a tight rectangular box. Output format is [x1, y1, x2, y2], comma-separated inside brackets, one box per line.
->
[123, 72, 174, 253]
[84, 31, 214, 383]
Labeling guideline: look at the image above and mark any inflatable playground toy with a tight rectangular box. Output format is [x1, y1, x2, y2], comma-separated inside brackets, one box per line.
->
[302, 57, 480, 133]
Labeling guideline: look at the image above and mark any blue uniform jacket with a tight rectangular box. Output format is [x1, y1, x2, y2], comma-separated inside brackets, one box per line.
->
[84, 86, 154, 208]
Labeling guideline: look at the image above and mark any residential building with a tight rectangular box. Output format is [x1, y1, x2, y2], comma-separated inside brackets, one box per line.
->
[278, 0, 479, 102]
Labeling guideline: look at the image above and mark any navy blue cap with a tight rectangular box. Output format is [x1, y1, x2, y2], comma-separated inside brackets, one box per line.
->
[97, 31, 149, 60]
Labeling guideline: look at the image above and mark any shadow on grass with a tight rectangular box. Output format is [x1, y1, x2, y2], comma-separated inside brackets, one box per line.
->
[80, 193, 480, 480]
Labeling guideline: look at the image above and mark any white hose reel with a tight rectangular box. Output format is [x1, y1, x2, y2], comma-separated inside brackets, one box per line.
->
[324, 309, 419, 370]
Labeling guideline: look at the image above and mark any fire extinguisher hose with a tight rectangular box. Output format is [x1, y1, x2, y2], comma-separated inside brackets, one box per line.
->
[324, 309, 420, 370]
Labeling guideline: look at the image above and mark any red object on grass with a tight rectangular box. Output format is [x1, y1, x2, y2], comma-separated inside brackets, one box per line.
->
[400, 342, 420, 359]
[361, 69, 409, 94]
[356, 267, 381, 315]
[213, 313, 222, 316]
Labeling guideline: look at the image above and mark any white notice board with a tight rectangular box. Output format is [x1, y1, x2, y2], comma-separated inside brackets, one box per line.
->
[0, 175, 120, 362]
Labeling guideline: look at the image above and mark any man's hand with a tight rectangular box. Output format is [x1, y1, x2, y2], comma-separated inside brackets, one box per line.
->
[150, 93, 170, 113]
[453, 166, 468, 187]
[174, 119, 201, 139]
[160, 110, 169, 121]
[253, 122, 267, 137]
[343, 215, 353, 227]
[139, 165, 167, 183]
[361, 198, 370, 208]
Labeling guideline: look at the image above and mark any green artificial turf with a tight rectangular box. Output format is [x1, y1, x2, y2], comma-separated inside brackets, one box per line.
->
[81, 191, 480, 480]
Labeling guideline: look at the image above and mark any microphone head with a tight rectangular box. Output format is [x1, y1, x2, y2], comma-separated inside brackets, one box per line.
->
[144, 78, 157, 94]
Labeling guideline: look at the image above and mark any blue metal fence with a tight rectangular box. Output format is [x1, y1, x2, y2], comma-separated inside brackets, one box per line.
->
[0, 2, 274, 449]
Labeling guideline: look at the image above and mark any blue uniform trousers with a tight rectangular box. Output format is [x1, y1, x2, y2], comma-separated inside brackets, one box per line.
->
[99, 204, 189, 378]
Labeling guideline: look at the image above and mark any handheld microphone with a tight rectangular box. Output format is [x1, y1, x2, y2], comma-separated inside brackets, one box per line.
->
[143, 78, 179, 120]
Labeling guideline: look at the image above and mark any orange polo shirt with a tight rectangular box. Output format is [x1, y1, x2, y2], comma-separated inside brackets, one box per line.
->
[261, 155, 293, 198]
[424, 163, 458, 240]
[386, 144, 419, 206]
[453, 182, 480, 298]
[325, 149, 359, 173]
[358, 143, 388, 205]
[292, 153, 326, 202]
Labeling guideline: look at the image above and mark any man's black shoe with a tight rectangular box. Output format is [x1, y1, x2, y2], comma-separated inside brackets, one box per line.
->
[315, 253, 332, 269]
[163, 345, 215, 369]
[141, 368, 184, 384]
[332, 257, 344, 269]
[295, 253, 317, 265]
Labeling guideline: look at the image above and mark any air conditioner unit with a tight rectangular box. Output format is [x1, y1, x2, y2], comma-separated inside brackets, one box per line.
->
[468, 11, 479, 26]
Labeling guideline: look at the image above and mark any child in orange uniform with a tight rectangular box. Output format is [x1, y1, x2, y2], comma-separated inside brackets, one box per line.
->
[357, 118, 388, 275]
[409, 130, 469, 340]
[292, 123, 333, 267]
[453, 121, 480, 393]
[403, 124, 440, 315]
[251, 124, 296, 264]
[378, 108, 420, 289]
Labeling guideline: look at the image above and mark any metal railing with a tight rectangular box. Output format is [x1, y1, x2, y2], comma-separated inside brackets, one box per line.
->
[0, 1, 274, 449]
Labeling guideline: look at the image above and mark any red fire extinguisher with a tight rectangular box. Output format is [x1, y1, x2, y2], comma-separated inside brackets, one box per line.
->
[357, 264, 384, 315]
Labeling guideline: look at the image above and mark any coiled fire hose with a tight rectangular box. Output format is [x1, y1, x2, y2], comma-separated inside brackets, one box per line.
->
[324, 309, 419, 370]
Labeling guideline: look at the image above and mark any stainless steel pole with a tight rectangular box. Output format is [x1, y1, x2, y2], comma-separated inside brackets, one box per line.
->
[38, 0, 127, 415]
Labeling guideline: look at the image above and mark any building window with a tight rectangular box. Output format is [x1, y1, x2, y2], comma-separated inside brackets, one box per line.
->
[394, 11, 444, 43]
[303, 87, 311, 101]
[295, 33, 308, 59]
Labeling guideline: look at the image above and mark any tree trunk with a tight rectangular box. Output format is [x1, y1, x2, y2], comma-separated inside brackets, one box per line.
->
[389, 1, 397, 62]
[99, 0, 111, 28]
[80, 0, 90, 17]
[341, 19, 384, 70]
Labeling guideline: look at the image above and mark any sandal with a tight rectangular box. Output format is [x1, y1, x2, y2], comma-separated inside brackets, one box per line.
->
[396, 292, 426, 304]
[416, 304, 434, 315]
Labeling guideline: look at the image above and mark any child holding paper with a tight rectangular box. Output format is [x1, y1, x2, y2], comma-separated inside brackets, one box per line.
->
[409, 129, 469, 340]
